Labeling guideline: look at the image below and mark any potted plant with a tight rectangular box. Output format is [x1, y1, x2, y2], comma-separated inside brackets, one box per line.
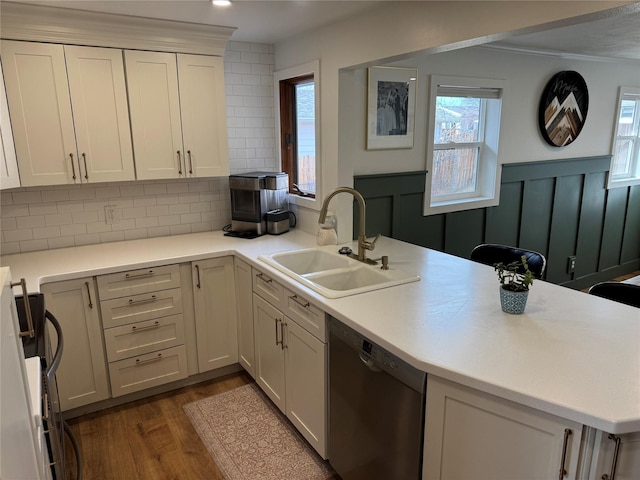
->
[494, 255, 535, 314]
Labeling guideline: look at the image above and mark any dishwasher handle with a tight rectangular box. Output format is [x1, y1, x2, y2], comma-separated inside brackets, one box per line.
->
[359, 353, 383, 372]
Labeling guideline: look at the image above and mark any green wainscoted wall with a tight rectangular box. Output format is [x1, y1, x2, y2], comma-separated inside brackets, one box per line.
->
[353, 157, 640, 290]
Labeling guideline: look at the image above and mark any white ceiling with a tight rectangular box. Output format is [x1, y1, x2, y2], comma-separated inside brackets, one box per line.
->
[6, 0, 640, 61]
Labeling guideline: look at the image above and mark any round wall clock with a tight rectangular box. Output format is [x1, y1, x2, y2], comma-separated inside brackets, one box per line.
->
[538, 71, 589, 147]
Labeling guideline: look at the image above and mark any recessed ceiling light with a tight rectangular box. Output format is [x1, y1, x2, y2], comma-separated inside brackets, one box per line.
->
[212, 0, 232, 6]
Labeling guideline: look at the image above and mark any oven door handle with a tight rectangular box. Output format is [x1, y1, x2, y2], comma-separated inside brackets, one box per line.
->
[44, 309, 63, 383]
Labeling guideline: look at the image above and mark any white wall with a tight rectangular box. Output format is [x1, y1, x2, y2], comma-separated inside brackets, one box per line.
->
[0, 41, 277, 255]
[274, 1, 636, 240]
[347, 47, 640, 176]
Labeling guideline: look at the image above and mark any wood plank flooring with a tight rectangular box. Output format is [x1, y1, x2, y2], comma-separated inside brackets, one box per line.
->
[64, 372, 253, 480]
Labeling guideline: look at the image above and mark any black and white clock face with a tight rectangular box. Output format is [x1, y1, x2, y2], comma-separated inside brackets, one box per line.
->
[538, 71, 589, 147]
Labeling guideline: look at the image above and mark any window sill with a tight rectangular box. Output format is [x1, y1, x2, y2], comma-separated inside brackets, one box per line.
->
[423, 195, 499, 216]
[607, 177, 640, 189]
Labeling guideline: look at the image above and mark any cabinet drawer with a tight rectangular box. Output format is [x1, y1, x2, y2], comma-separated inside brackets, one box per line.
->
[284, 288, 327, 342]
[97, 264, 180, 300]
[104, 314, 185, 362]
[108, 345, 188, 397]
[252, 268, 285, 309]
[100, 287, 183, 328]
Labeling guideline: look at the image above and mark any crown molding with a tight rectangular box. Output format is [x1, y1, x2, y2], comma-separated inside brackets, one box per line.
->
[0, 2, 236, 56]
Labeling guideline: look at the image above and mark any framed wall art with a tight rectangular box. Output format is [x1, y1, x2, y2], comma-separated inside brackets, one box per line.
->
[367, 66, 417, 150]
[538, 70, 589, 147]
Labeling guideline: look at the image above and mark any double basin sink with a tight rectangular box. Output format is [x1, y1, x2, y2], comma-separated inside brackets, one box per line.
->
[258, 247, 420, 298]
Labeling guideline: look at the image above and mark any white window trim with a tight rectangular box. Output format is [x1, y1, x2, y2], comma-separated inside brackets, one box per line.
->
[608, 86, 640, 189]
[423, 75, 506, 216]
[274, 60, 321, 210]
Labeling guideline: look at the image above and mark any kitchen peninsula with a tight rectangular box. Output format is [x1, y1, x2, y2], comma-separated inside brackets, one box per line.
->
[3, 230, 639, 478]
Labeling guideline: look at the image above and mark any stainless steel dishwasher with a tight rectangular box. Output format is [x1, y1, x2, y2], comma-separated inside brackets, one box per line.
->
[328, 317, 426, 480]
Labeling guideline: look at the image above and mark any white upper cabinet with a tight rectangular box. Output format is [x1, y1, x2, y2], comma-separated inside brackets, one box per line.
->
[1, 41, 77, 186]
[126, 50, 229, 180]
[64, 45, 135, 183]
[0, 61, 20, 189]
[125, 50, 184, 180]
[0, 40, 135, 186]
[177, 54, 229, 178]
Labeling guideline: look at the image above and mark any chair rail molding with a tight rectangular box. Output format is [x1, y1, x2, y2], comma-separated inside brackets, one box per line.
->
[0, 2, 236, 56]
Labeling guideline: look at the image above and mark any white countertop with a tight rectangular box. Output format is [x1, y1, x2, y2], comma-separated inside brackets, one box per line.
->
[2, 231, 639, 434]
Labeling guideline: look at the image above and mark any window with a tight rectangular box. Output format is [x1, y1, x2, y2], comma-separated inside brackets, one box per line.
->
[424, 76, 506, 216]
[609, 87, 640, 188]
[275, 61, 319, 202]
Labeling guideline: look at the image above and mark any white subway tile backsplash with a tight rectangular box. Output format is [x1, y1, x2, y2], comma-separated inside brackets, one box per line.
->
[33, 226, 61, 239]
[17, 215, 46, 229]
[12, 191, 43, 204]
[41, 189, 70, 202]
[4, 229, 34, 242]
[20, 239, 49, 253]
[0, 41, 276, 255]
[47, 236, 75, 250]
[29, 203, 59, 216]
[45, 213, 73, 226]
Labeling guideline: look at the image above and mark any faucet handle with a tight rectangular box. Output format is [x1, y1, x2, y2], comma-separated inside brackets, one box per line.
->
[364, 233, 381, 251]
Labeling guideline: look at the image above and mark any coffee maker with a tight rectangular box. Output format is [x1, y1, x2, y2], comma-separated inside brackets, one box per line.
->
[227, 172, 289, 237]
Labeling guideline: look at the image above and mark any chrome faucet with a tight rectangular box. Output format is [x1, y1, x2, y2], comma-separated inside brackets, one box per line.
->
[318, 187, 380, 264]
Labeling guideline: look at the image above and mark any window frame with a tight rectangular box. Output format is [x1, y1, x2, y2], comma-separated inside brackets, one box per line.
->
[608, 86, 640, 189]
[424, 75, 506, 216]
[274, 61, 320, 209]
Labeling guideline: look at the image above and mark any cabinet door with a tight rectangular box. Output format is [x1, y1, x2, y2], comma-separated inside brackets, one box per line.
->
[235, 258, 255, 377]
[177, 54, 229, 178]
[64, 46, 134, 183]
[0, 61, 20, 189]
[423, 376, 583, 480]
[192, 257, 238, 372]
[125, 50, 184, 180]
[589, 430, 640, 480]
[285, 318, 327, 458]
[253, 294, 286, 412]
[1, 40, 78, 186]
[41, 278, 110, 411]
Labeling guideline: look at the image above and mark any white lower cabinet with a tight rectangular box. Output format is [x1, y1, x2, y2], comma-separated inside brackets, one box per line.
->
[423, 375, 583, 480]
[192, 257, 238, 373]
[235, 258, 256, 377]
[97, 264, 188, 397]
[41, 278, 110, 411]
[585, 429, 640, 480]
[252, 267, 327, 458]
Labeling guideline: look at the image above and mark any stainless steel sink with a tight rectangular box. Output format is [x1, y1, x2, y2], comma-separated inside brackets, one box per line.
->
[259, 247, 420, 298]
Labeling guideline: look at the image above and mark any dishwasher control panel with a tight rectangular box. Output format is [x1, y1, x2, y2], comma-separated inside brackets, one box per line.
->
[329, 316, 426, 393]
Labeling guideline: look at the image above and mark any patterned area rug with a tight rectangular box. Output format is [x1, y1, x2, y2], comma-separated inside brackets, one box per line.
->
[184, 383, 334, 480]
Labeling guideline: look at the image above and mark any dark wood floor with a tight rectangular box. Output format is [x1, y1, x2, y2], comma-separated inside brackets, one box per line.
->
[64, 372, 253, 480]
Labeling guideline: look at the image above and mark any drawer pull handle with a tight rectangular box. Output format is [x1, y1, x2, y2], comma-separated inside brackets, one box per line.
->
[558, 428, 572, 479]
[128, 295, 157, 306]
[290, 295, 310, 309]
[136, 353, 163, 365]
[125, 270, 154, 279]
[85, 281, 94, 309]
[601, 434, 622, 480]
[177, 150, 182, 175]
[187, 149, 193, 174]
[257, 273, 273, 284]
[195, 264, 201, 289]
[131, 321, 161, 333]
